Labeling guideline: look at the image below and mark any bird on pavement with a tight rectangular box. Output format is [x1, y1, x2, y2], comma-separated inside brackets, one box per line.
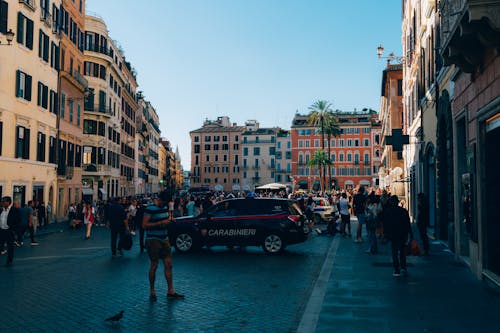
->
[105, 310, 124, 323]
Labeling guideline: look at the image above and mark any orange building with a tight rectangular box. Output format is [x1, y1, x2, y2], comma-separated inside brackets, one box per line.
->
[291, 111, 380, 191]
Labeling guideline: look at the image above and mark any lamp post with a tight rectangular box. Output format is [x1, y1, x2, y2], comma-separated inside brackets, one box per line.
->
[0, 29, 15, 46]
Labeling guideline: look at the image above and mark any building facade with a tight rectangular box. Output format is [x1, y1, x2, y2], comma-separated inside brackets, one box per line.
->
[144, 100, 160, 194]
[190, 116, 244, 192]
[439, 0, 500, 283]
[0, 0, 61, 207]
[291, 111, 378, 191]
[275, 129, 293, 188]
[57, 0, 87, 218]
[241, 121, 277, 190]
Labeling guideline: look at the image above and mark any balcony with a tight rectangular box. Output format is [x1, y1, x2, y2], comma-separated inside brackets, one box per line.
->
[82, 164, 112, 174]
[61, 70, 88, 92]
[439, 0, 500, 73]
[84, 104, 113, 117]
[19, 0, 36, 11]
[40, 8, 52, 27]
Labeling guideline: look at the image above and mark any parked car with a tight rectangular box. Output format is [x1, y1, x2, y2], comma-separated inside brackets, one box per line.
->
[312, 197, 337, 224]
[169, 198, 309, 254]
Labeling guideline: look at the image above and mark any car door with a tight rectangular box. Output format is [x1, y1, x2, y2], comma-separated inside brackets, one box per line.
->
[200, 201, 237, 246]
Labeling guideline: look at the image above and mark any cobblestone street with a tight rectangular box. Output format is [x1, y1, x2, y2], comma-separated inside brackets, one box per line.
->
[1, 225, 331, 332]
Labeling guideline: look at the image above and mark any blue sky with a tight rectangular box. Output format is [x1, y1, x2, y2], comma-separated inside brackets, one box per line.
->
[86, 0, 402, 168]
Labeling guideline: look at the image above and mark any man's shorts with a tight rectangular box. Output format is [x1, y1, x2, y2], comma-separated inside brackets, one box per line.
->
[145, 239, 172, 261]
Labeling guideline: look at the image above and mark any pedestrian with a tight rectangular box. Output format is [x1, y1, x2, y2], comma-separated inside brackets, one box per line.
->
[13, 201, 25, 247]
[365, 194, 381, 254]
[142, 190, 184, 301]
[127, 199, 138, 236]
[83, 201, 95, 239]
[0, 196, 21, 267]
[193, 197, 202, 216]
[38, 202, 47, 229]
[382, 195, 413, 277]
[417, 193, 430, 255]
[108, 198, 129, 257]
[186, 196, 195, 216]
[24, 201, 39, 246]
[136, 201, 147, 253]
[338, 193, 351, 237]
[47, 201, 53, 224]
[68, 203, 76, 228]
[353, 186, 368, 243]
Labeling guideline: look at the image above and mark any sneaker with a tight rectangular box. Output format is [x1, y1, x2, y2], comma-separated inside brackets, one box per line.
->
[30, 242, 40, 246]
[315, 228, 322, 235]
[393, 271, 401, 277]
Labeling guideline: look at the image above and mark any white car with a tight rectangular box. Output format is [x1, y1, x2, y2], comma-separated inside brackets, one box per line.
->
[312, 197, 337, 224]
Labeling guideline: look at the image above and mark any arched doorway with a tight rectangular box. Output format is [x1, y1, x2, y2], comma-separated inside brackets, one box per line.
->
[436, 90, 455, 246]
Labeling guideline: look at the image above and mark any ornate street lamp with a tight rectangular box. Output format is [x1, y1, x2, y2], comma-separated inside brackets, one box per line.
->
[0, 29, 15, 46]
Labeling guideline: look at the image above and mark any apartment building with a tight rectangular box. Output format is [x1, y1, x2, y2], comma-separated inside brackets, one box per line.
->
[82, 14, 124, 201]
[291, 111, 378, 191]
[378, 64, 404, 197]
[135, 95, 148, 195]
[241, 120, 277, 189]
[144, 101, 160, 194]
[57, 0, 87, 218]
[274, 129, 292, 187]
[190, 116, 244, 192]
[0, 0, 61, 206]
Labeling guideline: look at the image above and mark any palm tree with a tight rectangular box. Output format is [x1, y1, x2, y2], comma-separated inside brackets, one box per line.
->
[307, 100, 334, 189]
[306, 150, 332, 193]
[323, 111, 341, 190]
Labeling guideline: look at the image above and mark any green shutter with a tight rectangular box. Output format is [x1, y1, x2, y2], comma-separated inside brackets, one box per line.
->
[15, 70, 20, 97]
[26, 18, 33, 49]
[37, 82, 42, 106]
[55, 45, 60, 70]
[24, 128, 30, 159]
[25, 74, 32, 101]
[43, 34, 49, 61]
[42, 85, 48, 109]
[98, 90, 106, 111]
[38, 30, 42, 58]
[17, 12, 23, 44]
[0, 1, 8, 34]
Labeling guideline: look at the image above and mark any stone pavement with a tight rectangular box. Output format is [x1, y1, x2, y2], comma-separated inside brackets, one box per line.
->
[299, 221, 500, 333]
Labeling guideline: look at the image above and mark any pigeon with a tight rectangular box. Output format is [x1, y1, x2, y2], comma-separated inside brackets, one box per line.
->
[105, 310, 124, 323]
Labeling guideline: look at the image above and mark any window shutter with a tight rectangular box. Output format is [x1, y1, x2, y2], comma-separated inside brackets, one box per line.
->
[25, 74, 32, 101]
[55, 45, 60, 70]
[37, 82, 42, 106]
[98, 90, 105, 111]
[26, 18, 33, 49]
[42, 85, 48, 109]
[15, 126, 21, 158]
[39, 30, 43, 58]
[24, 128, 30, 159]
[15, 70, 21, 97]
[0, 1, 8, 34]
[43, 34, 49, 61]
[17, 12, 23, 44]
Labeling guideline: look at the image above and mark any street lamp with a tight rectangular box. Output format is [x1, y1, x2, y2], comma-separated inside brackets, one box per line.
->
[377, 44, 406, 64]
[0, 29, 15, 46]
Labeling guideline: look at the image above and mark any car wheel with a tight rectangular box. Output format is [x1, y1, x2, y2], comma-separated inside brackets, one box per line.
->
[314, 214, 322, 225]
[262, 233, 285, 254]
[174, 232, 197, 253]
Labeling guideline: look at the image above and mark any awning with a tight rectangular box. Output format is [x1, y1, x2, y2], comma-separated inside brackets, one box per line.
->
[344, 180, 354, 185]
[232, 184, 241, 191]
[82, 188, 93, 195]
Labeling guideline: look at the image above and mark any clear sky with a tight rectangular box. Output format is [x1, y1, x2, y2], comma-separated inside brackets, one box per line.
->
[86, 0, 403, 169]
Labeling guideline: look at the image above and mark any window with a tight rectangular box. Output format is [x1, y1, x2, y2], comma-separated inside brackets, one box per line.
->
[37, 82, 48, 109]
[77, 104, 81, 125]
[397, 79, 403, 96]
[222, 135, 228, 142]
[0, 1, 8, 35]
[69, 99, 74, 122]
[285, 151, 292, 159]
[83, 119, 97, 134]
[339, 153, 344, 162]
[49, 136, 56, 163]
[67, 143, 74, 166]
[36, 132, 46, 162]
[194, 144, 200, 153]
[204, 144, 211, 150]
[15, 70, 32, 101]
[15, 126, 30, 159]
[49, 90, 57, 114]
[205, 136, 211, 142]
[194, 136, 199, 142]
[213, 144, 219, 151]
[214, 135, 220, 142]
[254, 147, 260, 156]
[75, 145, 81, 167]
[38, 29, 49, 62]
[61, 93, 65, 118]
[17, 12, 34, 49]
[347, 153, 352, 162]
[364, 139, 370, 146]
[98, 122, 105, 136]
[269, 147, 275, 155]
[243, 147, 248, 156]
[222, 144, 229, 150]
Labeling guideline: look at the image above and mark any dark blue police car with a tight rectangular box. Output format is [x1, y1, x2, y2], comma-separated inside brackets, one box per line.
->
[169, 198, 309, 254]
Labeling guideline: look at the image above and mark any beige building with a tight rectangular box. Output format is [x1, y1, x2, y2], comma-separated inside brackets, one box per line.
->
[190, 116, 244, 192]
[158, 138, 167, 191]
[241, 120, 278, 189]
[135, 95, 149, 195]
[57, 0, 87, 218]
[0, 0, 61, 207]
[144, 101, 160, 194]
[275, 129, 292, 188]
[82, 14, 124, 201]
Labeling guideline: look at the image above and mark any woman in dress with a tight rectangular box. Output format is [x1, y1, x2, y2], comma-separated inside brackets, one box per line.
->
[83, 201, 95, 239]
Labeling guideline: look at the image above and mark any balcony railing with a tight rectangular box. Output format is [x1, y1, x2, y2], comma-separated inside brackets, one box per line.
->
[84, 104, 113, 116]
[19, 0, 36, 11]
[40, 8, 51, 27]
[73, 71, 89, 90]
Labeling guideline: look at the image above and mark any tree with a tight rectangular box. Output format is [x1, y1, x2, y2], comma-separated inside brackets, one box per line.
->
[306, 150, 332, 193]
[323, 111, 341, 190]
[307, 100, 334, 190]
